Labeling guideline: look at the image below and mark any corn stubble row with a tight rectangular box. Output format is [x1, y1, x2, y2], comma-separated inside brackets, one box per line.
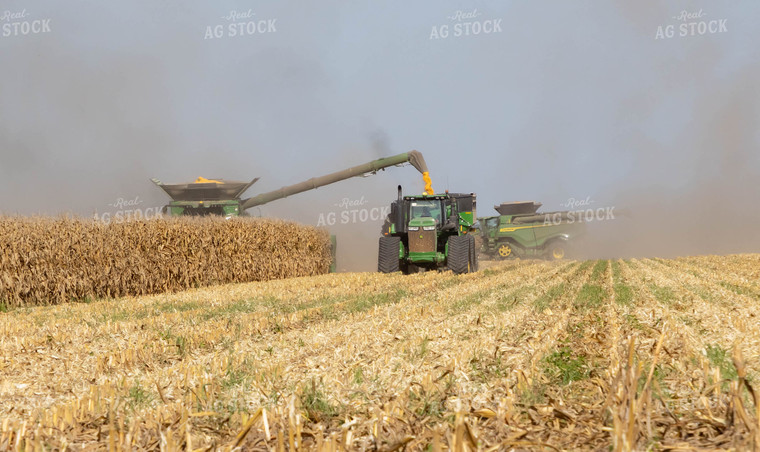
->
[1, 255, 760, 450]
[0, 216, 332, 306]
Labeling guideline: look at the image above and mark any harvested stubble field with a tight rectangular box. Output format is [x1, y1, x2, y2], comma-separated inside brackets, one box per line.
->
[1, 255, 760, 451]
[0, 217, 332, 307]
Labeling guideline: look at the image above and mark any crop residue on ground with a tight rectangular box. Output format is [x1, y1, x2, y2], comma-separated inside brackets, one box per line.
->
[1, 255, 759, 450]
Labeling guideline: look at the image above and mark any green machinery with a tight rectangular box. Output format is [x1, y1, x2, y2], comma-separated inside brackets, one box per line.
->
[151, 151, 431, 217]
[152, 151, 431, 273]
[378, 186, 478, 274]
[478, 201, 585, 260]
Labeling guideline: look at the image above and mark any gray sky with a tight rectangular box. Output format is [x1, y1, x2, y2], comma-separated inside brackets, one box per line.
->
[1, 1, 758, 268]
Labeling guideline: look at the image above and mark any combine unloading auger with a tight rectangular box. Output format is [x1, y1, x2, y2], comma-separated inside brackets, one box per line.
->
[152, 151, 433, 217]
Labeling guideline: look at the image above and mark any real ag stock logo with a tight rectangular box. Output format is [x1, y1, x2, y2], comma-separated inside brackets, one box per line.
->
[543, 197, 617, 226]
[204, 9, 277, 40]
[429, 9, 502, 40]
[316, 196, 390, 227]
[655, 9, 727, 40]
[93, 196, 164, 225]
[1, 9, 52, 39]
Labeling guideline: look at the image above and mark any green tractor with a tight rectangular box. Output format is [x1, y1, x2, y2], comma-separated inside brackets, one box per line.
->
[478, 201, 585, 260]
[378, 186, 478, 274]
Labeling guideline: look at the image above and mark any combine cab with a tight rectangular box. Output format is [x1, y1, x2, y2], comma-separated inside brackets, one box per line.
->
[378, 186, 478, 274]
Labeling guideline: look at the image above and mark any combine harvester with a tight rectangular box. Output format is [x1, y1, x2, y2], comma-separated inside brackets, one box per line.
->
[152, 151, 434, 272]
[478, 201, 586, 260]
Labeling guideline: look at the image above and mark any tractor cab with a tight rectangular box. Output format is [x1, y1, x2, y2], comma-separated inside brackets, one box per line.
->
[410, 199, 443, 224]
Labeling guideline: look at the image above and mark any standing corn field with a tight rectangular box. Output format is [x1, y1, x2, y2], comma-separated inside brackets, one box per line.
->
[0, 216, 332, 307]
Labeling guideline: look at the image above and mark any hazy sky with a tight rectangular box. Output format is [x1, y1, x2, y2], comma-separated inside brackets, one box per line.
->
[1, 1, 758, 267]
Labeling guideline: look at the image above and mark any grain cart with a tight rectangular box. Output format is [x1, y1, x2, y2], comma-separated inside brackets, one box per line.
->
[479, 201, 585, 260]
[378, 186, 478, 274]
[151, 151, 433, 217]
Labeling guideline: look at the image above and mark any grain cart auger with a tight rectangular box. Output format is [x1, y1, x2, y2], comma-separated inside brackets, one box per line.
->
[378, 186, 478, 275]
[151, 151, 432, 217]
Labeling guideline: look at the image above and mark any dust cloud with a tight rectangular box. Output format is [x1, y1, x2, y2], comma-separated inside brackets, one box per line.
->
[1, 1, 758, 270]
